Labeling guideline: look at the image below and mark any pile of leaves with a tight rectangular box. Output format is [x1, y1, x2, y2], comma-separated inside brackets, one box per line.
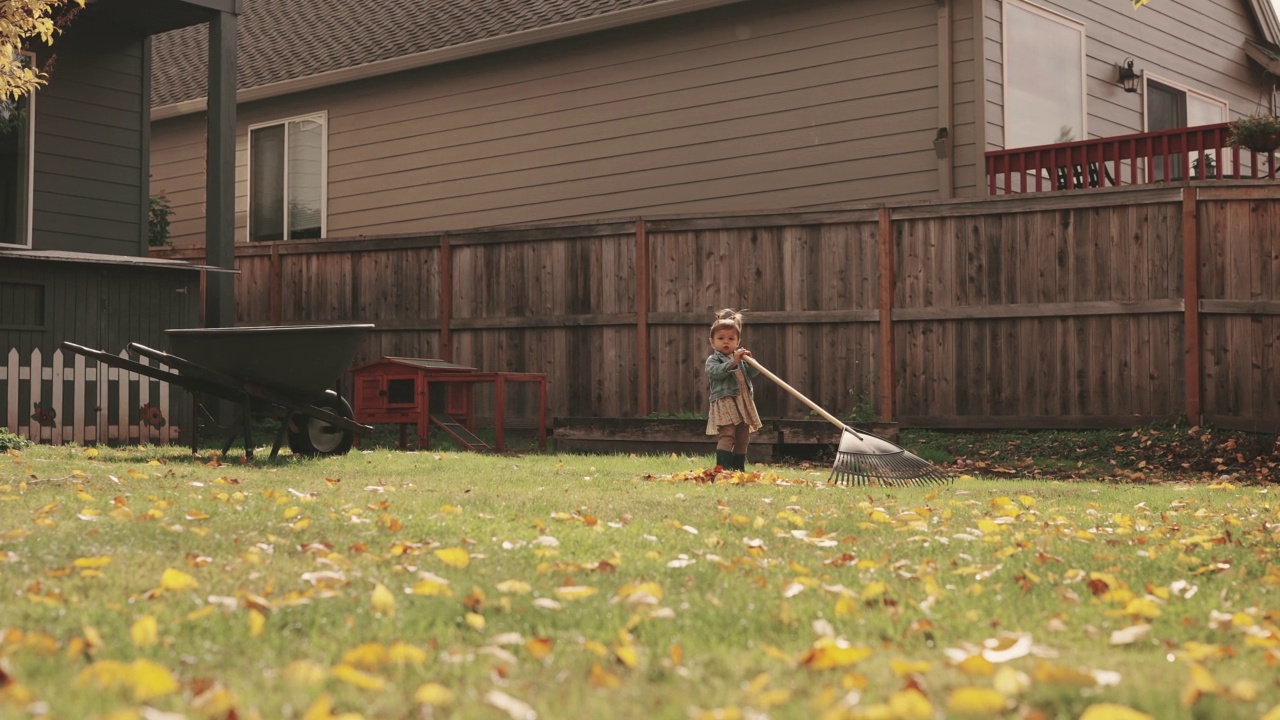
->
[905, 422, 1280, 483]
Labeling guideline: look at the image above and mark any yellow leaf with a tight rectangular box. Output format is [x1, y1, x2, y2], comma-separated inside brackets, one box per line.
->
[890, 659, 931, 676]
[303, 694, 336, 720]
[411, 577, 453, 597]
[465, 612, 486, 630]
[371, 583, 396, 618]
[414, 683, 455, 706]
[588, 662, 622, 688]
[129, 659, 180, 701]
[496, 579, 532, 594]
[834, 594, 858, 618]
[283, 660, 329, 685]
[1260, 705, 1280, 720]
[73, 556, 112, 569]
[798, 638, 873, 670]
[159, 567, 198, 592]
[955, 654, 995, 677]
[434, 547, 470, 568]
[83, 448, 98, 458]
[129, 615, 159, 648]
[1078, 703, 1154, 720]
[248, 609, 266, 638]
[1124, 597, 1162, 619]
[343, 643, 390, 669]
[555, 585, 598, 601]
[389, 642, 428, 665]
[614, 644, 639, 669]
[946, 686, 1008, 714]
[331, 663, 387, 691]
[889, 688, 934, 720]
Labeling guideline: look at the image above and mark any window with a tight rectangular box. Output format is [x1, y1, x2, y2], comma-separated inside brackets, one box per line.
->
[1145, 76, 1227, 180]
[0, 52, 35, 248]
[1002, 0, 1086, 149]
[249, 114, 325, 242]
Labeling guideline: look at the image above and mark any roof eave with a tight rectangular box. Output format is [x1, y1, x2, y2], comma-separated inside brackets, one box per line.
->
[1246, 38, 1280, 75]
[151, 0, 748, 120]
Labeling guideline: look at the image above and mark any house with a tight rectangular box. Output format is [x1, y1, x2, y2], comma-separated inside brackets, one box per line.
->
[148, 0, 1280, 248]
[1, 0, 239, 443]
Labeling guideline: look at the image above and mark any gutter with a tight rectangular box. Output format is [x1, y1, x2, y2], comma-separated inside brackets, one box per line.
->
[152, 0, 750, 120]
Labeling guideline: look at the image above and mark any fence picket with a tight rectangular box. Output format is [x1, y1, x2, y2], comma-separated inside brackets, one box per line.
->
[0, 346, 178, 448]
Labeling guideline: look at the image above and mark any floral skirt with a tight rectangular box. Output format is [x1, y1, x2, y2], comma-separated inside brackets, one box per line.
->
[706, 369, 763, 435]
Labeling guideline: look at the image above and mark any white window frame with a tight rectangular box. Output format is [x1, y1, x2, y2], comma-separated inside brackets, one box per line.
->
[1, 51, 37, 249]
[1000, 0, 1087, 149]
[246, 111, 328, 242]
[1142, 73, 1229, 180]
[1140, 73, 1229, 131]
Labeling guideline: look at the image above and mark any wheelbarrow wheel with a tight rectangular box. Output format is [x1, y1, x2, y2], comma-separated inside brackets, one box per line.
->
[288, 391, 356, 456]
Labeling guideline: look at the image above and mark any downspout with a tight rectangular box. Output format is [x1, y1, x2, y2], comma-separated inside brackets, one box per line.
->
[935, 0, 954, 198]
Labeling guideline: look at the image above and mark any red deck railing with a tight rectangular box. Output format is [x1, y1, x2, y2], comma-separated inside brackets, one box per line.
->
[985, 122, 1277, 195]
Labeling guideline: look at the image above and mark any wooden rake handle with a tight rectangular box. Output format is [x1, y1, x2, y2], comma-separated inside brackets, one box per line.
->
[742, 356, 863, 438]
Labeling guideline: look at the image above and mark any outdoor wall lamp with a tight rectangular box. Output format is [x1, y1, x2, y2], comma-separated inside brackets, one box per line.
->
[1117, 58, 1140, 93]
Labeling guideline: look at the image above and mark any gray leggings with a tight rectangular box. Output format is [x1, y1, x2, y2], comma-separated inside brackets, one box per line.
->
[715, 423, 750, 454]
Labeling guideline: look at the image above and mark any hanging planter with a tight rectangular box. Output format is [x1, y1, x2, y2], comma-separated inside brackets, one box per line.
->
[1227, 113, 1280, 153]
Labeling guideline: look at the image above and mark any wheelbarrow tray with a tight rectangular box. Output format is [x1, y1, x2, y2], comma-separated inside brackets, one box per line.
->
[165, 324, 374, 401]
[60, 323, 375, 459]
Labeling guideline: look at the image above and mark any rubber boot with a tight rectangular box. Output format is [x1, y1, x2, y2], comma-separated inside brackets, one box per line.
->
[732, 454, 747, 472]
[715, 450, 734, 470]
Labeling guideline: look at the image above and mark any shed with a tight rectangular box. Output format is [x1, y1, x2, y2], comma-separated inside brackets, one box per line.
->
[351, 357, 547, 451]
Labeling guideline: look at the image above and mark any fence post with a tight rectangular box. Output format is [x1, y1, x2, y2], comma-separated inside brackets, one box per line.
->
[635, 218, 650, 418]
[878, 206, 896, 424]
[1182, 187, 1202, 423]
[270, 242, 282, 324]
[440, 234, 452, 362]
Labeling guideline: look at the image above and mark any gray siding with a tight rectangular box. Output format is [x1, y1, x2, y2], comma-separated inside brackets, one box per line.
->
[153, 0, 943, 245]
[0, 260, 199, 357]
[34, 41, 148, 256]
[981, 0, 1264, 156]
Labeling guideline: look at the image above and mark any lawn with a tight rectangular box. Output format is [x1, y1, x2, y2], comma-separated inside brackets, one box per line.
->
[0, 443, 1277, 720]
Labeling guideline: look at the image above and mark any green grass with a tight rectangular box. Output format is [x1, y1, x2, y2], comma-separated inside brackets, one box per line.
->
[0, 445, 1277, 719]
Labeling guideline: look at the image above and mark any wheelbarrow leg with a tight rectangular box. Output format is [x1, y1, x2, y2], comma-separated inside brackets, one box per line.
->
[241, 395, 254, 460]
[271, 410, 294, 459]
[190, 392, 201, 456]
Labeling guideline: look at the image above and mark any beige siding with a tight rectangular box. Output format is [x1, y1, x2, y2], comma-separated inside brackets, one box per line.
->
[951, 0, 980, 196]
[981, 0, 1265, 158]
[151, 0, 942, 246]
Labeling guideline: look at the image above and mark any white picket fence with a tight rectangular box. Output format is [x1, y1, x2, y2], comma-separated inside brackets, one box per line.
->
[2, 347, 180, 446]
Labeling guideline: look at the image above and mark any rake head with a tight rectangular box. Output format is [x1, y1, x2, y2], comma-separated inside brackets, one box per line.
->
[828, 428, 953, 487]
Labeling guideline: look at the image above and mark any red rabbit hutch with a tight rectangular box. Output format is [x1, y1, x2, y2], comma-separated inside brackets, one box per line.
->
[351, 357, 547, 452]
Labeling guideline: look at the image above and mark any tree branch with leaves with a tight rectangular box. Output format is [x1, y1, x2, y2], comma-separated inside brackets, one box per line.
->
[1, 0, 85, 100]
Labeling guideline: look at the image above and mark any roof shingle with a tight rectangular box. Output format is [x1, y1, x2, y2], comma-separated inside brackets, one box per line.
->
[152, 0, 697, 107]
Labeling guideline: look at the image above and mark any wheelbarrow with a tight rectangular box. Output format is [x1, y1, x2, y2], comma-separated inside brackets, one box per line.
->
[61, 324, 375, 459]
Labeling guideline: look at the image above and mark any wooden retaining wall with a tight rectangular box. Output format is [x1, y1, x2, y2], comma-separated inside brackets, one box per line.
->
[153, 182, 1280, 433]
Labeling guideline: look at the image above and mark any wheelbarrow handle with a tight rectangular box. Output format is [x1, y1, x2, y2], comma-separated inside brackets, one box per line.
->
[741, 356, 862, 438]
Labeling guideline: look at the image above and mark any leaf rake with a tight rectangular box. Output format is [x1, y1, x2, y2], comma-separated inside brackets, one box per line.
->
[743, 357, 952, 487]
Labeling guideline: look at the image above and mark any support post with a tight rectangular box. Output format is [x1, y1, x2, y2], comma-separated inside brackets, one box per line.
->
[1182, 187, 1202, 423]
[878, 206, 896, 424]
[205, 10, 237, 328]
[635, 218, 650, 417]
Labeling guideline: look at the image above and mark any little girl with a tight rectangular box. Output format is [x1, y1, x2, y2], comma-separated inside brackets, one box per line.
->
[705, 309, 762, 471]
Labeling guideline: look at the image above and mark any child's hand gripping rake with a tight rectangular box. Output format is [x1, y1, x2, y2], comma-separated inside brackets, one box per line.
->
[743, 357, 952, 487]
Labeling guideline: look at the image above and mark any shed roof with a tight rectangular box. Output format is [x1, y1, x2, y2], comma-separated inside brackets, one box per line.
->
[151, 0, 744, 116]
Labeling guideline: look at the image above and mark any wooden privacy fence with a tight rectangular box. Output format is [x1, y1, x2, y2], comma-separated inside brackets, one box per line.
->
[152, 182, 1280, 434]
[1, 348, 180, 445]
